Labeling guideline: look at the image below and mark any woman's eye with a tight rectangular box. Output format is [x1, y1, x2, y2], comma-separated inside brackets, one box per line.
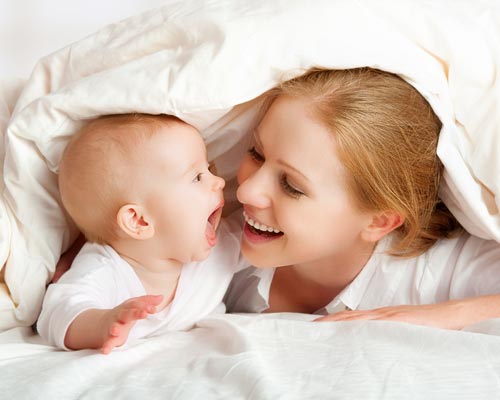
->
[279, 174, 304, 199]
[248, 146, 264, 162]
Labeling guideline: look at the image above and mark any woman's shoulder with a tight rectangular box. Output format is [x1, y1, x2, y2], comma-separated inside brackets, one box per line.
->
[380, 231, 498, 263]
[430, 231, 500, 258]
[402, 231, 500, 276]
[370, 232, 480, 278]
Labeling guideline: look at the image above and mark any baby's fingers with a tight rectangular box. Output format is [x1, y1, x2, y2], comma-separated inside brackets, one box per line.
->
[117, 306, 149, 323]
[140, 294, 164, 306]
[117, 296, 163, 322]
[101, 335, 123, 355]
[126, 295, 163, 310]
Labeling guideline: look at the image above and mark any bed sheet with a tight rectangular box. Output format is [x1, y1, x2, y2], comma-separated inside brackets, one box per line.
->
[2, 313, 500, 399]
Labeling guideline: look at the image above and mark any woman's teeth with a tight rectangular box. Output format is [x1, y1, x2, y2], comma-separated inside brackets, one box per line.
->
[243, 211, 282, 234]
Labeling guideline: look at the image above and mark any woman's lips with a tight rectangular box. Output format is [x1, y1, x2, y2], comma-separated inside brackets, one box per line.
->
[242, 210, 284, 244]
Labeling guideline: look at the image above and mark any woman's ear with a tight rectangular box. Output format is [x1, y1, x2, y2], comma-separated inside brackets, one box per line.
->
[116, 204, 154, 240]
[361, 210, 404, 242]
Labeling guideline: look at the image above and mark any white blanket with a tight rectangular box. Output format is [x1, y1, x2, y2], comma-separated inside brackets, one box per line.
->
[2, 2, 500, 395]
[2, 313, 500, 398]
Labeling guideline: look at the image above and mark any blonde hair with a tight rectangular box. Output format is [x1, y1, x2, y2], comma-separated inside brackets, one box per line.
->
[269, 68, 462, 257]
[59, 113, 182, 244]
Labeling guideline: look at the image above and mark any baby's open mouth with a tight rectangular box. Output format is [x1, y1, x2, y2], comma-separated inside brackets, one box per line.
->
[205, 202, 224, 247]
[208, 205, 223, 230]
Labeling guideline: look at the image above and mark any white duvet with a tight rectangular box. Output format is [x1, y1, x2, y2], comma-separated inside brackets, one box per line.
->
[1, 0, 500, 397]
[2, 313, 500, 399]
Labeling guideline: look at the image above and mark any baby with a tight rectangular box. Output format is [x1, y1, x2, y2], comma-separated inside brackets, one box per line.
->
[37, 113, 247, 354]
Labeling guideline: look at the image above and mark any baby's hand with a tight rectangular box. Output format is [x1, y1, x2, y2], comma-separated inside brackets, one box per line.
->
[100, 294, 163, 354]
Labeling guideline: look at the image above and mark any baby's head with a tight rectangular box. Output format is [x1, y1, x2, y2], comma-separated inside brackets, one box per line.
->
[59, 114, 225, 262]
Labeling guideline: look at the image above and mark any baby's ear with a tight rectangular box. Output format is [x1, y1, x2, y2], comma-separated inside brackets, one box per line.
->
[361, 210, 404, 243]
[116, 204, 154, 240]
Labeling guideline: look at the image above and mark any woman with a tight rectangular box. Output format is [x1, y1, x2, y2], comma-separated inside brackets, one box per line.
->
[223, 67, 500, 330]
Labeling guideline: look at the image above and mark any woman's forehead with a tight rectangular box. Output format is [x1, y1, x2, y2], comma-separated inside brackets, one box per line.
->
[257, 97, 344, 184]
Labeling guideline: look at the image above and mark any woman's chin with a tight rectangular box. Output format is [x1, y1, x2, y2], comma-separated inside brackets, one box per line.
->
[241, 241, 279, 269]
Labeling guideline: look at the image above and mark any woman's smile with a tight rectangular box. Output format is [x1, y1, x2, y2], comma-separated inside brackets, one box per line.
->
[242, 210, 284, 244]
[243, 211, 282, 234]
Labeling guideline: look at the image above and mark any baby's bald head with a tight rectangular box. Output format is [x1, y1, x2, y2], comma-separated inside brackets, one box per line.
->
[58, 113, 186, 244]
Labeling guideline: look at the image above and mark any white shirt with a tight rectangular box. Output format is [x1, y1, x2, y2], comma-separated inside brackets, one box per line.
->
[224, 233, 500, 315]
[38, 216, 249, 350]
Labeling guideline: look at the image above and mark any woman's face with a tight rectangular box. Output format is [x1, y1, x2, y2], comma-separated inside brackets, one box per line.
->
[236, 95, 375, 269]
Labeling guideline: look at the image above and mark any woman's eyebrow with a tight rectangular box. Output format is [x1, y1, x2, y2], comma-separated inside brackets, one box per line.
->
[253, 128, 263, 148]
[277, 159, 309, 182]
[254, 128, 309, 182]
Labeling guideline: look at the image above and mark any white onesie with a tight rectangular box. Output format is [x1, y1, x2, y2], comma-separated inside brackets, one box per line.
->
[38, 216, 249, 350]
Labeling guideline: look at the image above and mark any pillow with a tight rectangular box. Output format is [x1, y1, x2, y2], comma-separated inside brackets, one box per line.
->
[1, 0, 499, 330]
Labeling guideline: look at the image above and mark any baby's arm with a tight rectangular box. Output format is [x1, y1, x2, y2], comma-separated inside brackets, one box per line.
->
[65, 294, 163, 354]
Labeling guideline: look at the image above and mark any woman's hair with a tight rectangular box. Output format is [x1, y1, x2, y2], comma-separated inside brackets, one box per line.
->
[268, 68, 462, 257]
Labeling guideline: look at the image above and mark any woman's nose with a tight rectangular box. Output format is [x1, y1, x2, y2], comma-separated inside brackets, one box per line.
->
[236, 168, 271, 209]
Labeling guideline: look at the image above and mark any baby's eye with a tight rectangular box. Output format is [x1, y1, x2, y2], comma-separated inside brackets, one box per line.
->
[248, 146, 264, 162]
[279, 174, 304, 199]
[193, 173, 203, 183]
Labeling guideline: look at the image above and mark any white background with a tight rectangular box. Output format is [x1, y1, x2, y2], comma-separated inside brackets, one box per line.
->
[0, 0, 169, 79]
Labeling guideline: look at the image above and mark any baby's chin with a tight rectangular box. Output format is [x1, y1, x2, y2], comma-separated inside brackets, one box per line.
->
[189, 247, 213, 263]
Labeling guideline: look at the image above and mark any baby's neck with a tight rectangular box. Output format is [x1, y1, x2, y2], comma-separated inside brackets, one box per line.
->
[117, 248, 183, 310]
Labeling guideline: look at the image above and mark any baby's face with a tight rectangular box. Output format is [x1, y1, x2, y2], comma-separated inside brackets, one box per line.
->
[136, 123, 225, 263]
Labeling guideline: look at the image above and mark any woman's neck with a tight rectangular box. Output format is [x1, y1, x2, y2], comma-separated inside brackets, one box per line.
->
[290, 241, 375, 290]
[268, 241, 376, 313]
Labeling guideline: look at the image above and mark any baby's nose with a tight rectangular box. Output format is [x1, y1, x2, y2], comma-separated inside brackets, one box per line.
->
[213, 175, 225, 190]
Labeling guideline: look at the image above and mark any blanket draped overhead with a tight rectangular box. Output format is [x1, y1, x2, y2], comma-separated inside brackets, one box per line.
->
[0, 0, 499, 331]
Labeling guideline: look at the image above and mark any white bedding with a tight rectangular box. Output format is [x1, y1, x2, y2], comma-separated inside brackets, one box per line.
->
[1, 0, 500, 397]
[2, 314, 500, 398]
